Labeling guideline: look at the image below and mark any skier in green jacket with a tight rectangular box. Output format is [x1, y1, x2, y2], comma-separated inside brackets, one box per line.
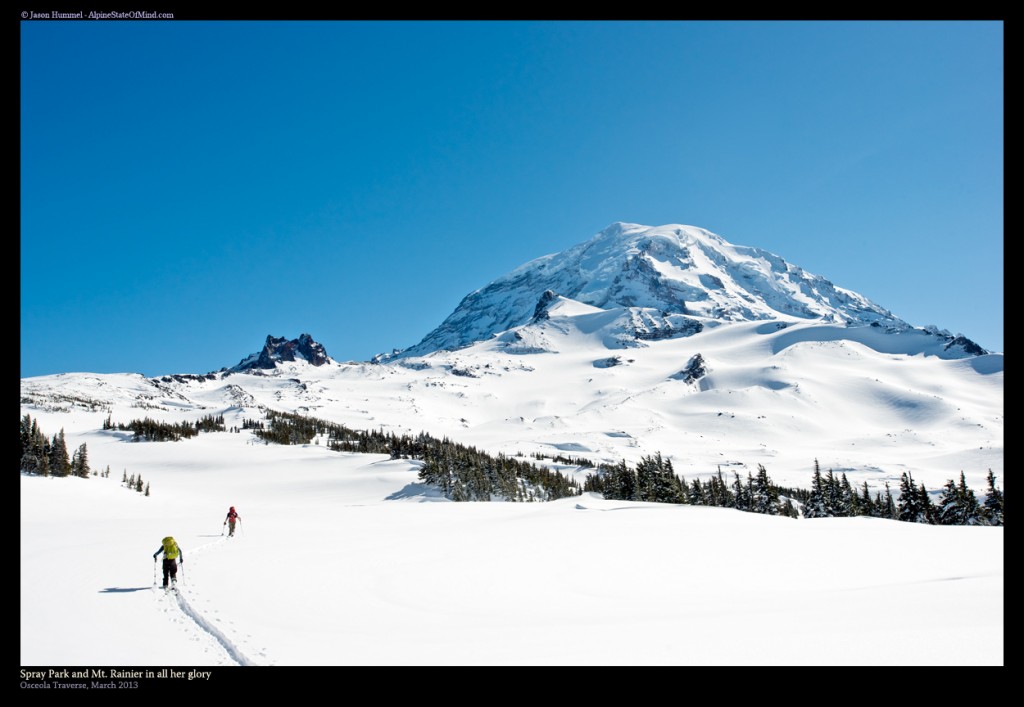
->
[153, 536, 183, 588]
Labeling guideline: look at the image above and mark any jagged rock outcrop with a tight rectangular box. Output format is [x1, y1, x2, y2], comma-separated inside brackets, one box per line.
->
[234, 334, 330, 371]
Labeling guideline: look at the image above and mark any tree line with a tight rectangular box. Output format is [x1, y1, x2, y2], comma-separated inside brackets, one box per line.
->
[584, 454, 800, 518]
[802, 459, 1003, 526]
[248, 409, 581, 501]
[103, 414, 225, 441]
[584, 454, 1003, 525]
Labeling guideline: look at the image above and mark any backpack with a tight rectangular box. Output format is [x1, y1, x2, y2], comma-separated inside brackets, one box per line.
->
[162, 536, 180, 560]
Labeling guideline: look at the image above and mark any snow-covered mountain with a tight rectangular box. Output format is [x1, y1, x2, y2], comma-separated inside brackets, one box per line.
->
[399, 222, 984, 358]
[19, 222, 1003, 496]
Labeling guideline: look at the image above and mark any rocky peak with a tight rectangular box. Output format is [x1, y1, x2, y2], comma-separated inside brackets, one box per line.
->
[531, 290, 560, 322]
[234, 334, 331, 371]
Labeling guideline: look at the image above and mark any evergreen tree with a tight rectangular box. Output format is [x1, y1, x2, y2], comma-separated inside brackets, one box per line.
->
[20, 415, 50, 475]
[716, 467, 735, 508]
[667, 459, 687, 504]
[803, 463, 828, 518]
[635, 455, 656, 502]
[838, 473, 855, 517]
[882, 482, 897, 520]
[957, 472, 983, 526]
[135, 474, 144, 493]
[733, 472, 750, 512]
[751, 465, 780, 515]
[918, 483, 936, 524]
[49, 429, 71, 477]
[824, 468, 840, 517]
[856, 481, 871, 517]
[897, 472, 921, 523]
[649, 454, 678, 503]
[982, 470, 1003, 526]
[937, 478, 961, 525]
[72, 443, 90, 478]
[144, 482, 150, 497]
[19, 414, 32, 456]
[688, 478, 707, 505]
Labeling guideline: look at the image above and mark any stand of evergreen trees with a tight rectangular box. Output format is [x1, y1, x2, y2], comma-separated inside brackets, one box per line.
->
[121, 469, 150, 496]
[583, 454, 1003, 525]
[801, 459, 1003, 526]
[20, 414, 90, 478]
[584, 456, 800, 518]
[103, 414, 225, 442]
[532, 452, 595, 468]
[246, 409, 581, 501]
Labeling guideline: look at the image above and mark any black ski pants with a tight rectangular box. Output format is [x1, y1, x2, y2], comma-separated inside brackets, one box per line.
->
[162, 558, 178, 586]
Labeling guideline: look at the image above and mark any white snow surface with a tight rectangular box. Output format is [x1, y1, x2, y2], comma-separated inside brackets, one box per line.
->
[20, 433, 1003, 667]
[21, 387, 1003, 666]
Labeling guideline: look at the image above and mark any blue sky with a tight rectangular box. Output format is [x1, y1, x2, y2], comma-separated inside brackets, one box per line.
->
[21, 20, 1003, 377]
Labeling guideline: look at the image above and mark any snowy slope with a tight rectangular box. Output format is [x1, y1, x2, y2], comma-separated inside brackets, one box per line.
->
[20, 416, 1003, 666]
[21, 317, 1003, 495]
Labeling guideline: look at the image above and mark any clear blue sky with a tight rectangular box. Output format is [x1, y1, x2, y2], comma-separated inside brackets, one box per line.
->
[21, 20, 1003, 378]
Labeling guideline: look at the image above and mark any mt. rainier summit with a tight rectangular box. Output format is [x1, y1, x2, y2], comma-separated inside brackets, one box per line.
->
[398, 222, 986, 360]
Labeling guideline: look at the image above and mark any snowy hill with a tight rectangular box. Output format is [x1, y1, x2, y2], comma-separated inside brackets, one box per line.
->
[19, 327, 1003, 495]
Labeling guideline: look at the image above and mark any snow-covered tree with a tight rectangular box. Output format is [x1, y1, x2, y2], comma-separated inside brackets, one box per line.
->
[751, 465, 780, 516]
[803, 463, 829, 518]
[839, 473, 855, 517]
[882, 482, 897, 520]
[956, 472, 983, 526]
[897, 472, 927, 523]
[938, 478, 961, 525]
[982, 470, 1003, 526]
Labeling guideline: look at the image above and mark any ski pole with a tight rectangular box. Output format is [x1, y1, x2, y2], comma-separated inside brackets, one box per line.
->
[153, 558, 158, 586]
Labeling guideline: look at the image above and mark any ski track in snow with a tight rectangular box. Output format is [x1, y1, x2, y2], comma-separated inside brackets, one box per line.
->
[157, 536, 261, 667]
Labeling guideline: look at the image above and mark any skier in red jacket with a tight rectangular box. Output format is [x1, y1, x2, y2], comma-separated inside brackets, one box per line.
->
[224, 506, 241, 537]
